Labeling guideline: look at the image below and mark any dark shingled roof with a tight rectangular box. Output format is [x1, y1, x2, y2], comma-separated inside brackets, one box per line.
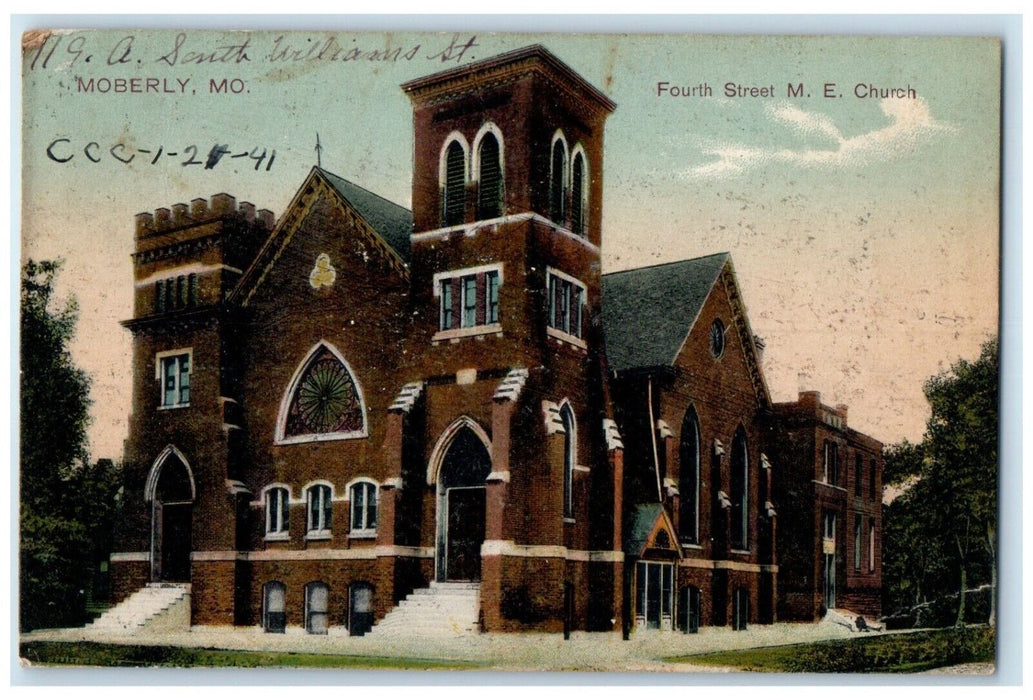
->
[318, 168, 413, 263]
[625, 503, 666, 556]
[602, 253, 729, 372]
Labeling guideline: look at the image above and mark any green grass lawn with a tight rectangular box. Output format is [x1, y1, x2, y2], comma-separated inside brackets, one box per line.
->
[19, 641, 480, 670]
[666, 627, 995, 673]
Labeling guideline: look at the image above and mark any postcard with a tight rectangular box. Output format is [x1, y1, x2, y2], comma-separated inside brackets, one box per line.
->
[18, 28, 1001, 674]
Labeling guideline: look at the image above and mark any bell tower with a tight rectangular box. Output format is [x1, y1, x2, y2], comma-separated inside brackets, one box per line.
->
[396, 47, 622, 632]
[403, 44, 615, 244]
[401, 45, 616, 373]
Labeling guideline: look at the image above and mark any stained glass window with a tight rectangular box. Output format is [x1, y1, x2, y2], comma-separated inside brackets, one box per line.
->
[284, 346, 363, 437]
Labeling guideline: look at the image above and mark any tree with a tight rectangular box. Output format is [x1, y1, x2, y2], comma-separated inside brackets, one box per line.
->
[20, 259, 119, 631]
[881, 338, 998, 627]
[923, 338, 998, 626]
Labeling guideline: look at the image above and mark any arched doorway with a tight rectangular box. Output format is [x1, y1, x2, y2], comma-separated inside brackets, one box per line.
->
[433, 422, 491, 582]
[146, 447, 195, 583]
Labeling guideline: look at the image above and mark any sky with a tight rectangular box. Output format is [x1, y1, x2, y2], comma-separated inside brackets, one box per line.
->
[19, 30, 1000, 460]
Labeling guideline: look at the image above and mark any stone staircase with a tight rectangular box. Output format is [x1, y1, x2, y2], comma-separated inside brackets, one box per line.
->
[367, 582, 480, 638]
[88, 583, 191, 635]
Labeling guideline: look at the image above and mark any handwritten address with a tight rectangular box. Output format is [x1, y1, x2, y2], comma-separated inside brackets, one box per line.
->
[27, 31, 480, 71]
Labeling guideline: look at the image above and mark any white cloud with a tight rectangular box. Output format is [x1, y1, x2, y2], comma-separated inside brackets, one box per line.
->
[688, 97, 954, 178]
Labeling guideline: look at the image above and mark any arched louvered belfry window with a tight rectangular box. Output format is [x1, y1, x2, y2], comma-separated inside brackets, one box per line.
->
[442, 139, 466, 226]
[679, 407, 701, 545]
[730, 427, 749, 550]
[477, 132, 503, 220]
[549, 137, 567, 224]
[570, 151, 586, 235]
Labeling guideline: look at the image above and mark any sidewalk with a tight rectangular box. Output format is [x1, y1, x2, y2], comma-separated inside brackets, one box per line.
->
[22, 620, 865, 672]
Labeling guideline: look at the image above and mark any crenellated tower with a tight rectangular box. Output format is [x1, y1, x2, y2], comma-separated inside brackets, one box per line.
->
[117, 194, 273, 616]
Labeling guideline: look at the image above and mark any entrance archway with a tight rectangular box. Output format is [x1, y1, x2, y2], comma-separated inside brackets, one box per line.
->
[146, 446, 195, 582]
[432, 420, 491, 582]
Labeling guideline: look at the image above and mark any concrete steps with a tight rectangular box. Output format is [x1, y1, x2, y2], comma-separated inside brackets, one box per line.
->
[367, 582, 480, 637]
[88, 583, 190, 634]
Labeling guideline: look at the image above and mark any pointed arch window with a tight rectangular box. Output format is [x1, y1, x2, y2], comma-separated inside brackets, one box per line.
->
[561, 402, 576, 519]
[442, 139, 467, 226]
[679, 408, 701, 545]
[476, 132, 503, 220]
[730, 428, 749, 551]
[549, 136, 568, 224]
[570, 150, 587, 235]
[277, 343, 367, 444]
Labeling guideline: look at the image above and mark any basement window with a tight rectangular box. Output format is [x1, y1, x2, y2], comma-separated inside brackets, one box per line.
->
[305, 582, 329, 635]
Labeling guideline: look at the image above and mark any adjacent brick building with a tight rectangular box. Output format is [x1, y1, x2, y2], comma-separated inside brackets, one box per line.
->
[769, 392, 884, 621]
[111, 45, 882, 636]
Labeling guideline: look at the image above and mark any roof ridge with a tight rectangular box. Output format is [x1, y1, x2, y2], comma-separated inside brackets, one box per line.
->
[316, 167, 412, 215]
[602, 252, 729, 278]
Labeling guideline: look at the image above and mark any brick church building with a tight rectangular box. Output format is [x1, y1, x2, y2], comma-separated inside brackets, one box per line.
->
[110, 45, 882, 636]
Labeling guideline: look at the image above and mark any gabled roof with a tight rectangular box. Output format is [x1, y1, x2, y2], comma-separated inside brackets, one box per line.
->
[624, 503, 682, 559]
[602, 253, 729, 373]
[317, 167, 413, 263]
[230, 167, 412, 306]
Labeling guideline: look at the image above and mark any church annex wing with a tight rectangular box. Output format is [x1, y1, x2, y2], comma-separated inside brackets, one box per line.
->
[601, 253, 771, 408]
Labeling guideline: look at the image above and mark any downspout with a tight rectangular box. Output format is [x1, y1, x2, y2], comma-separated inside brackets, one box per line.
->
[648, 376, 663, 502]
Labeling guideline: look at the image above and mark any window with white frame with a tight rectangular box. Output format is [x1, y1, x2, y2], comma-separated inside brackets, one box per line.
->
[158, 352, 191, 408]
[679, 408, 701, 545]
[476, 131, 503, 220]
[349, 480, 377, 535]
[547, 270, 586, 341]
[570, 150, 587, 236]
[306, 484, 332, 536]
[435, 266, 502, 334]
[265, 487, 289, 537]
[440, 278, 453, 329]
[549, 135, 568, 224]
[462, 275, 477, 327]
[561, 403, 576, 519]
[487, 269, 500, 324]
[441, 139, 467, 227]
